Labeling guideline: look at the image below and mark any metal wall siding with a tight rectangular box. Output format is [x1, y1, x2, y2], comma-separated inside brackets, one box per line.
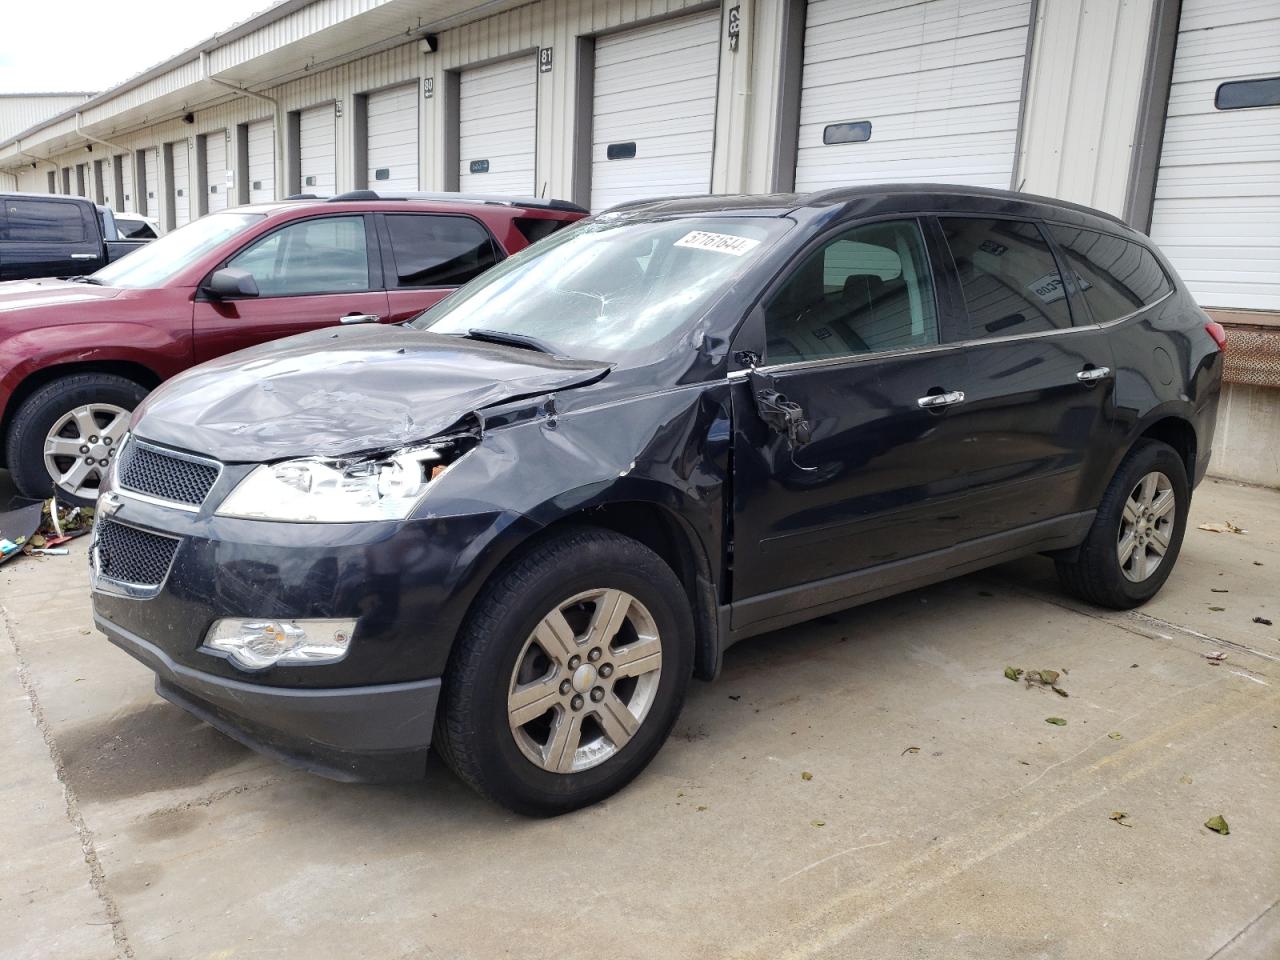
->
[1150, 0, 1280, 311]
[1015, 0, 1155, 215]
[0, 95, 91, 142]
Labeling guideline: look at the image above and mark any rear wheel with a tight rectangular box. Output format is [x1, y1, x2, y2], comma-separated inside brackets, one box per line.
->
[1055, 439, 1189, 609]
[435, 528, 693, 816]
[5, 373, 147, 505]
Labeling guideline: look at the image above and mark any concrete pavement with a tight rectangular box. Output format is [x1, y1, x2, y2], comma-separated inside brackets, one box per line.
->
[1, 473, 1277, 960]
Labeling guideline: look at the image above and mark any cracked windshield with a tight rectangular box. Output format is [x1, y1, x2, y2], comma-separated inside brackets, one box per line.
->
[414, 216, 792, 360]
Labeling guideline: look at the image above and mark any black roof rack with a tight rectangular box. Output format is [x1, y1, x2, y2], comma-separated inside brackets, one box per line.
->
[325, 190, 588, 214]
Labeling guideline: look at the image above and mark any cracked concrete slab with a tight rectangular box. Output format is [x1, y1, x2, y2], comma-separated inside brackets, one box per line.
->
[0, 475, 1277, 959]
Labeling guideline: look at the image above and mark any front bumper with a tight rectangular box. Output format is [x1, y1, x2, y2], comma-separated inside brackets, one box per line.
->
[97, 612, 440, 782]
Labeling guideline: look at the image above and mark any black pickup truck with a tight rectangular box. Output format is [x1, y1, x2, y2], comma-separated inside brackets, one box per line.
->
[0, 193, 153, 281]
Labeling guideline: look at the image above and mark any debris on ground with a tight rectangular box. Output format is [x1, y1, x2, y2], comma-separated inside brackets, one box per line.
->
[1110, 811, 1133, 827]
[800, 771, 813, 781]
[1045, 717, 1067, 726]
[1209, 606, 1226, 612]
[1204, 651, 1228, 665]
[1211, 587, 1229, 593]
[1108, 732, 1124, 740]
[901, 746, 920, 756]
[0, 498, 94, 565]
[1197, 520, 1247, 534]
[1253, 616, 1274, 626]
[1005, 666, 1070, 697]
[811, 820, 825, 828]
[1204, 815, 1230, 836]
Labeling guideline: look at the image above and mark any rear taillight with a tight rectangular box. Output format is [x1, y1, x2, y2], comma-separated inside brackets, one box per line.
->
[1205, 320, 1228, 351]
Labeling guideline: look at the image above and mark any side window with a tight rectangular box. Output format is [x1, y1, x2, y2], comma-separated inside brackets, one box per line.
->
[940, 218, 1073, 339]
[1046, 226, 1174, 323]
[764, 219, 938, 364]
[385, 214, 498, 287]
[2, 199, 86, 243]
[227, 216, 370, 296]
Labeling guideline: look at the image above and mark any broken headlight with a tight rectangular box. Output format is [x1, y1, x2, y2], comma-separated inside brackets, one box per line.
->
[216, 436, 474, 523]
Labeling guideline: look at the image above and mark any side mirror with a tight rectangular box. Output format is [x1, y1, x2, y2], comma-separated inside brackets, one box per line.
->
[205, 267, 259, 299]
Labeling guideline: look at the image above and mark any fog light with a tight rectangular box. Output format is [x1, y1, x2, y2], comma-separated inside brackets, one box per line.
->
[204, 618, 356, 671]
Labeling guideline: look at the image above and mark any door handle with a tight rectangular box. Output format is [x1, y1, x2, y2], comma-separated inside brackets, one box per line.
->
[71, 253, 97, 260]
[1076, 366, 1111, 383]
[917, 390, 965, 409]
[339, 313, 380, 324]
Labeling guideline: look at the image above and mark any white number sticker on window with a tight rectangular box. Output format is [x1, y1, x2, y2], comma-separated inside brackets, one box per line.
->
[1028, 272, 1067, 303]
[674, 230, 761, 257]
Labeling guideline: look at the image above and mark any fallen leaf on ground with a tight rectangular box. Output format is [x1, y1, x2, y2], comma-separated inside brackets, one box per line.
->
[1052, 685, 1069, 697]
[696, 805, 708, 812]
[1211, 587, 1229, 593]
[1197, 521, 1246, 534]
[1110, 811, 1132, 827]
[1004, 666, 1023, 681]
[801, 771, 813, 781]
[901, 746, 920, 756]
[1179, 775, 1193, 785]
[1253, 561, 1264, 567]
[1209, 606, 1226, 612]
[1045, 717, 1067, 726]
[811, 820, 825, 827]
[1204, 815, 1229, 835]
[1253, 616, 1273, 626]
[1039, 669, 1061, 685]
[1107, 732, 1124, 740]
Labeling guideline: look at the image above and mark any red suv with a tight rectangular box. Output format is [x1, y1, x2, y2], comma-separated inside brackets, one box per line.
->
[0, 192, 586, 503]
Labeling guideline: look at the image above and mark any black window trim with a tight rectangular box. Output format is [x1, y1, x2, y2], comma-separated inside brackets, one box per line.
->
[372, 210, 503, 291]
[1038, 216, 1178, 329]
[731, 213, 960, 377]
[197, 212, 382, 301]
[0, 196, 91, 244]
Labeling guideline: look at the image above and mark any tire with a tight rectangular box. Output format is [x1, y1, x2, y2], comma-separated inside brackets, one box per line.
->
[5, 373, 148, 506]
[1055, 439, 1189, 609]
[435, 528, 694, 816]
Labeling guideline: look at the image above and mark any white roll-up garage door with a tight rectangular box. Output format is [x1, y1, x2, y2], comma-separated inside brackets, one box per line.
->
[1150, 0, 1280, 311]
[299, 104, 337, 197]
[459, 56, 537, 195]
[589, 10, 720, 212]
[247, 119, 275, 203]
[794, 0, 1032, 192]
[367, 84, 419, 191]
[143, 148, 159, 219]
[205, 130, 229, 214]
[118, 152, 135, 212]
[170, 141, 190, 228]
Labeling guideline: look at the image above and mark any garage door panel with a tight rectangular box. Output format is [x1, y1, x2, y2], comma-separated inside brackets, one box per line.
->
[205, 131, 228, 214]
[119, 154, 135, 212]
[459, 56, 536, 195]
[795, 0, 1031, 193]
[1150, 0, 1280, 310]
[248, 119, 275, 203]
[170, 144, 190, 227]
[299, 105, 336, 197]
[366, 85, 418, 192]
[589, 10, 719, 212]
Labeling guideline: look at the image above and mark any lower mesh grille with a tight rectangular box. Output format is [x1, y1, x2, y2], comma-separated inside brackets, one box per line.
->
[95, 520, 179, 587]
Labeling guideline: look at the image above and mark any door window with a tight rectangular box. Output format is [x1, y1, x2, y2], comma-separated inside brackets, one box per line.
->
[764, 219, 938, 363]
[1046, 226, 1174, 323]
[940, 218, 1073, 339]
[384, 214, 497, 287]
[226, 216, 370, 296]
[2, 199, 85, 242]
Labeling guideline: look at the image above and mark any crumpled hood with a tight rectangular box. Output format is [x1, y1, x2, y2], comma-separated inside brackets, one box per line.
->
[132, 324, 611, 462]
[0, 278, 123, 313]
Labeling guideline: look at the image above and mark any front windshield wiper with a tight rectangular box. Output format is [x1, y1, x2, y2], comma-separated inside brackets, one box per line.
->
[69, 275, 104, 285]
[462, 328, 559, 356]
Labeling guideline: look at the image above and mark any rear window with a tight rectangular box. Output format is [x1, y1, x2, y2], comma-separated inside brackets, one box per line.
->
[940, 217, 1074, 339]
[385, 214, 498, 287]
[1047, 226, 1174, 323]
[2, 199, 86, 243]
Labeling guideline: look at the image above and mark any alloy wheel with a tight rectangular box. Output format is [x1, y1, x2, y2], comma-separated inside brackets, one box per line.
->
[1117, 470, 1176, 583]
[43, 403, 129, 501]
[508, 588, 663, 774]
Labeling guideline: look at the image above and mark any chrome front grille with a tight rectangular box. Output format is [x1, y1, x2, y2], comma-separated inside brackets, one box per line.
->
[117, 439, 220, 507]
[95, 520, 179, 587]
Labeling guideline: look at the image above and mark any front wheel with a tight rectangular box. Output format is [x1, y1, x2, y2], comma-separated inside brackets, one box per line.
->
[1055, 439, 1189, 609]
[5, 373, 148, 506]
[435, 528, 694, 816]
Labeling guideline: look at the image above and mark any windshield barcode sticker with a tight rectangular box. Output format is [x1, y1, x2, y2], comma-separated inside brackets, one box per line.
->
[674, 231, 761, 256]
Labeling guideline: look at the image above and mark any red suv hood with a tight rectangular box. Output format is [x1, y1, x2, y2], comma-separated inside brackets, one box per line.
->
[0, 278, 124, 313]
